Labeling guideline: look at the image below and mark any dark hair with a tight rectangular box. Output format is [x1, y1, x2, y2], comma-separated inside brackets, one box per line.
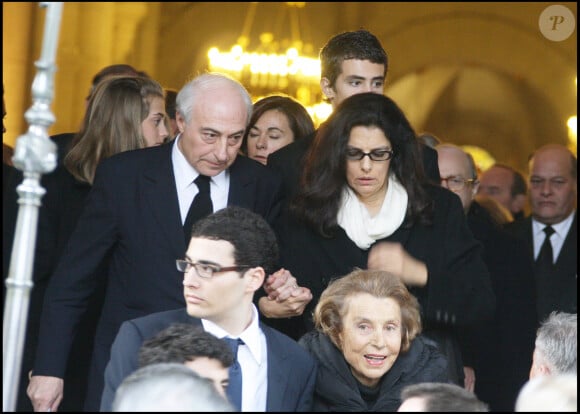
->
[138, 324, 233, 368]
[320, 29, 388, 89]
[400, 382, 489, 411]
[242, 94, 315, 153]
[87, 64, 143, 100]
[164, 88, 178, 120]
[291, 92, 432, 237]
[190, 206, 279, 276]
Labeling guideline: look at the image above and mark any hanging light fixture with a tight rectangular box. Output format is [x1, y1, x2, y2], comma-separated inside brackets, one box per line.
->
[207, 2, 331, 125]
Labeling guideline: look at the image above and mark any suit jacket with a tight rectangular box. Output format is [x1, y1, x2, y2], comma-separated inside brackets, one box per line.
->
[268, 132, 440, 200]
[50, 132, 75, 166]
[10, 165, 106, 411]
[33, 141, 285, 410]
[462, 201, 537, 411]
[100, 308, 317, 412]
[505, 212, 577, 321]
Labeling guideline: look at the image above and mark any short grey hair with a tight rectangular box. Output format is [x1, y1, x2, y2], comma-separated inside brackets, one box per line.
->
[112, 362, 234, 412]
[176, 72, 253, 125]
[535, 312, 577, 375]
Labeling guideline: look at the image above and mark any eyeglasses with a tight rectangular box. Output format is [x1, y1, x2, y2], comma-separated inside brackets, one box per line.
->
[440, 176, 477, 192]
[176, 259, 250, 279]
[346, 147, 394, 162]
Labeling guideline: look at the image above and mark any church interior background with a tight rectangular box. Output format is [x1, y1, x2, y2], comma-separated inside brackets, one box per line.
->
[3, 2, 577, 175]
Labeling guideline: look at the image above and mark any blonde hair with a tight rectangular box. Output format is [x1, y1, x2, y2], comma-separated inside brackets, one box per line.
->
[65, 75, 164, 184]
[313, 268, 421, 352]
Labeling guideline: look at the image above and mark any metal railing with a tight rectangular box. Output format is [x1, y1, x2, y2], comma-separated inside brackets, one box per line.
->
[3, 2, 63, 411]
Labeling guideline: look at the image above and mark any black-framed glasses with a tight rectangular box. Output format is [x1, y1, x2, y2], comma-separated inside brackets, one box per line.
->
[440, 176, 477, 192]
[176, 259, 250, 279]
[345, 147, 394, 161]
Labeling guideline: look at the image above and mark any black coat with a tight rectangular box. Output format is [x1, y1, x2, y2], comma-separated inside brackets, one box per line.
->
[461, 201, 537, 412]
[270, 185, 495, 338]
[268, 184, 495, 385]
[299, 330, 448, 411]
[32, 142, 284, 410]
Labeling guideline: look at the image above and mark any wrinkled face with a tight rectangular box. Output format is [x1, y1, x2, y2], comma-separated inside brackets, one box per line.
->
[246, 109, 295, 165]
[185, 356, 229, 398]
[529, 147, 577, 224]
[478, 166, 515, 211]
[437, 146, 479, 213]
[346, 126, 391, 207]
[141, 96, 169, 147]
[182, 238, 249, 325]
[338, 293, 403, 387]
[322, 59, 385, 109]
[177, 86, 247, 176]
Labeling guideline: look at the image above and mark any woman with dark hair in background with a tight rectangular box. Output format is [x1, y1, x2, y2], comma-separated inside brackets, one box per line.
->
[242, 94, 314, 165]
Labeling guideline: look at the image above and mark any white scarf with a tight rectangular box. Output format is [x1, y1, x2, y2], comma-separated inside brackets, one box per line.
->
[337, 174, 408, 250]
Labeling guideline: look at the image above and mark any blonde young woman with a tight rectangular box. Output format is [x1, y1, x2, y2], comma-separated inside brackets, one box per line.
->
[24, 75, 168, 411]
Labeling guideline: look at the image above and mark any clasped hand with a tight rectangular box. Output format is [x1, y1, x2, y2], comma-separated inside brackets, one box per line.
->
[258, 268, 312, 318]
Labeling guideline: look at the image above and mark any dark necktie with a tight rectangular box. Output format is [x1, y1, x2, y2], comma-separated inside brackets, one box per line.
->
[223, 337, 244, 411]
[536, 225, 555, 267]
[183, 175, 213, 244]
[534, 225, 556, 321]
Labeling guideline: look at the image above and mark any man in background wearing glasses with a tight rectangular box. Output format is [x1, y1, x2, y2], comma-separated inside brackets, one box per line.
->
[436, 143, 537, 411]
[100, 206, 316, 412]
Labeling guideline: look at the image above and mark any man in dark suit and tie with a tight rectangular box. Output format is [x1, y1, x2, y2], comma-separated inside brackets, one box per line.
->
[27, 73, 285, 412]
[100, 206, 317, 412]
[505, 144, 577, 323]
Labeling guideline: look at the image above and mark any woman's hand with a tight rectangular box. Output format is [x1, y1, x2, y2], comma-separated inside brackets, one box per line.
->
[367, 241, 428, 286]
[259, 268, 312, 318]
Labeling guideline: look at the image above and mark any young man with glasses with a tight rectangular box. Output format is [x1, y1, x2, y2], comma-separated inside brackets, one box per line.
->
[100, 206, 316, 412]
[27, 73, 285, 412]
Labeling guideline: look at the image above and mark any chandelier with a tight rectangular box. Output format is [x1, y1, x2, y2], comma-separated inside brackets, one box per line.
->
[207, 2, 331, 125]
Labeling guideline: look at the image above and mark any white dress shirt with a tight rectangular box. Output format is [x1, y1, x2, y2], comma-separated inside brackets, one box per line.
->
[202, 305, 268, 412]
[532, 210, 575, 262]
[171, 135, 229, 223]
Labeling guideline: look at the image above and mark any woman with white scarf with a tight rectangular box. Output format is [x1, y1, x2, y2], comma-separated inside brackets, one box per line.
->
[259, 93, 495, 387]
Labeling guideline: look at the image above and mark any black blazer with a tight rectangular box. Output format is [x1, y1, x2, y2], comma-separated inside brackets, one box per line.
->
[505, 212, 577, 321]
[33, 142, 285, 410]
[100, 308, 317, 412]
